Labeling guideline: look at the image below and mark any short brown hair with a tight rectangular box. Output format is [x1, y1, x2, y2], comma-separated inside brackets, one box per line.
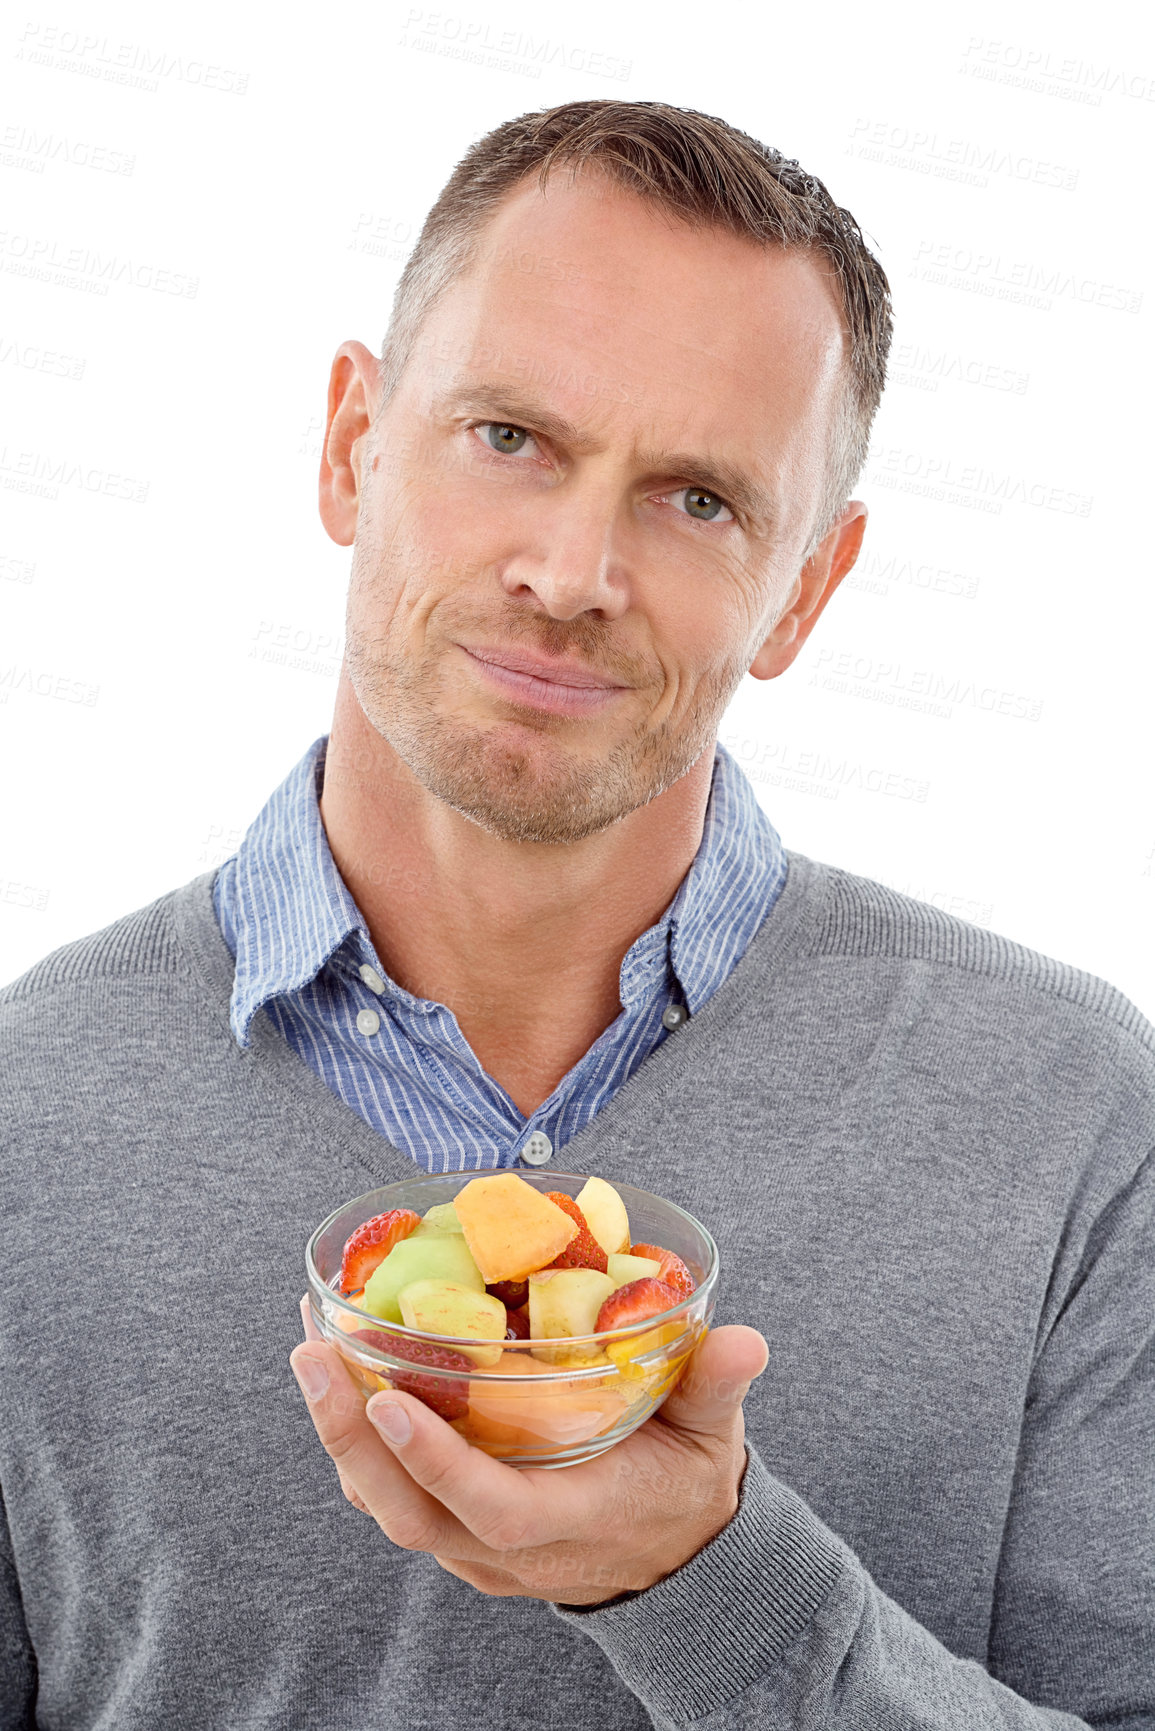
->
[378, 99, 892, 556]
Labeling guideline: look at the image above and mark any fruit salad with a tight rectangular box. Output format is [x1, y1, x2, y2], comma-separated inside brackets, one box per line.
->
[321, 1172, 710, 1464]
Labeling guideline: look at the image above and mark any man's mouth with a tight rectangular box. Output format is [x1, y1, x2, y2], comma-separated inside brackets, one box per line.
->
[458, 643, 631, 717]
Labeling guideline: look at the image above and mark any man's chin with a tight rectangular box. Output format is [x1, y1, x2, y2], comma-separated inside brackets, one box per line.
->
[385, 717, 670, 845]
[350, 658, 715, 844]
[415, 747, 630, 845]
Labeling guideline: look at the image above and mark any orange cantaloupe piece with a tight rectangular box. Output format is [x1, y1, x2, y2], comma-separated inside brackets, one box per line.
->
[452, 1173, 578, 1284]
[465, 1354, 631, 1450]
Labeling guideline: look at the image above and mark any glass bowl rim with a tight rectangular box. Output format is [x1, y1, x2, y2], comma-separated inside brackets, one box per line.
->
[305, 1170, 719, 1372]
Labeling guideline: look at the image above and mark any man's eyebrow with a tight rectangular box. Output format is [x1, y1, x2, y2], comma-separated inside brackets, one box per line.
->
[431, 384, 598, 452]
[429, 382, 776, 528]
[637, 447, 776, 530]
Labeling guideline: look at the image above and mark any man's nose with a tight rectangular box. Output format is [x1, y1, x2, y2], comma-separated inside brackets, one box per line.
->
[497, 487, 630, 621]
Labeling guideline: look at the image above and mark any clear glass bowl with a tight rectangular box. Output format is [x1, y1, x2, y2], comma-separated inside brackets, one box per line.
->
[305, 1171, 718, 1469]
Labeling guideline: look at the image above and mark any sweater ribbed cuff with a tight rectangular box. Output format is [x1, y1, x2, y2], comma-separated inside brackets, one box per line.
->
[550, 1442, 850, 1723]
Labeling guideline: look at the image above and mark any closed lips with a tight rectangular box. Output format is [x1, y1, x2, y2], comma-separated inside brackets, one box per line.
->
[463, 646, 627, 689]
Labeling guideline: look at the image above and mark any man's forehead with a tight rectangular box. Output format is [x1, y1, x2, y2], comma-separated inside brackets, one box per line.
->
[470, 167, 846, 340]
[416, 175, 846, 433]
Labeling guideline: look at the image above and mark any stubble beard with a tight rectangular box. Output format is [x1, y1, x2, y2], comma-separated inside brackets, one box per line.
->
[344, 615, 743, 846]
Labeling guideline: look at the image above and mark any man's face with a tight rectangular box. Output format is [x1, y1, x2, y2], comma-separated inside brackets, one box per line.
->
[339, 169, 848, 845]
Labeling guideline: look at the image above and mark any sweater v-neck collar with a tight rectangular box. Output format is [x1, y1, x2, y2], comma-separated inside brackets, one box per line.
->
[172, 850, 827, 1182]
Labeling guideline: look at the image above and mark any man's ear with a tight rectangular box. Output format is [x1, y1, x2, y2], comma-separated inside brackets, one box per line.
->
[318, 340, 382, 548]
[748, 502, 867, 681]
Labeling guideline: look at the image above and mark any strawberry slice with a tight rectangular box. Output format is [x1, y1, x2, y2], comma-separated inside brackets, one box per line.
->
[544, 1192, 608, 1273]
[594, 1276, 681, 1335]
[629, 1242, 696, 1301]
[339, 1208, 420, 1295]
[503, 1304, 531, 1341]
[352, 1327, 471, 1422]
[487, 1278, 529, 1309]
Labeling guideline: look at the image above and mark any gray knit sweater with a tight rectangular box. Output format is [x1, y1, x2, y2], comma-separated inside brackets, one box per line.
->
[1, 857, 1152, 1729]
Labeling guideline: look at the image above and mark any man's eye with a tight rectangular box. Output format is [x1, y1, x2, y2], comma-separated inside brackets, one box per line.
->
[475, 422, 536, 457]
[672, 487, 733, 523]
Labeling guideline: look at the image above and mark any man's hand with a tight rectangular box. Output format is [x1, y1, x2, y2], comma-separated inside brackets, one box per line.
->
[290, 1297, 768, 1605]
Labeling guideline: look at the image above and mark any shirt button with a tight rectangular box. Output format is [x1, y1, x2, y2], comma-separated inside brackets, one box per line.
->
[356, 1008, 381, 1037]
[359, 964, 386, 994]
[521, 1131, 553, 1166]
[662, 1005, 689, 1030]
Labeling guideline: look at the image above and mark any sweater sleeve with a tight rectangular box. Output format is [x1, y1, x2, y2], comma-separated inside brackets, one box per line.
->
[0, 1481, 37, 1730]
[551, 1147, 1155, 1729]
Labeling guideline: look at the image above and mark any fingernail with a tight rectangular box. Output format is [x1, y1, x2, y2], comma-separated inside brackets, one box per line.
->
[368, 1399, 411, 1445]
[292, 1353, 329, 1401]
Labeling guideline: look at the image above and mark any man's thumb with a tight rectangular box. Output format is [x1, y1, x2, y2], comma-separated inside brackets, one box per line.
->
[658, 1324, 769, 1436]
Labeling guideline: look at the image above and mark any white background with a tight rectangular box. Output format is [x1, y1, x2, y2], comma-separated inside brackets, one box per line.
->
[2, 0, 1152, 1014]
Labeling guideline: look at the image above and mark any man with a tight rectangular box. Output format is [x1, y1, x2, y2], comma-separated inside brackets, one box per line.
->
[1, 98, 1150, 1730]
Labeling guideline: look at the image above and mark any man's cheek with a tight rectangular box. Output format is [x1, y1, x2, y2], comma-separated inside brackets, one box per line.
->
[346, 547, 425, 655]
[404, 462, 510, 558]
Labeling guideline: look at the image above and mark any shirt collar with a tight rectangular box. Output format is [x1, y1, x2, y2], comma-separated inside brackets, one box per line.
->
[224, 736, 365, 1047]
[659, 740, 787, 1015]
[222, 734, 785, 1045]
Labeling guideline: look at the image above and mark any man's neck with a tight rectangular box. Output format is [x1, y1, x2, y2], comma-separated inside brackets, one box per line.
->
[317, 679, 714, 1114]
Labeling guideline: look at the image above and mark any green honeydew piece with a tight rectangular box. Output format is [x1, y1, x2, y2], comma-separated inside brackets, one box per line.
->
[412, 1202, 465, 1236]
[362, 1233, 483, 1323]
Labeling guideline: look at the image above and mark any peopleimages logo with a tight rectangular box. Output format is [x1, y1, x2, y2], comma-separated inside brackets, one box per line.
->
[959, 36, 1155, 105]
[866, 444, 1093, 518]
[0, 229, 198, 299]
[847, 117, 1079, 191]
[0, 446, 148, 503]
[197, 824, 245, 869]
[14, 21, 250, 95]
[888, 342, 1028, 397]
[397, 9, 631, 82]
[0, 122, 135, 176]
[808, 648, 1044, 724]
[0, 664, 99, 705]
[0, 553, 36, 583]
[888, 881, 996, 927]
[249, 619, 343, 680]
[911, 239, 1142, 315]
[0, 336, 85, 380]
[348, 211, 418, 265]
[0, 877, 51, 911]
[720, 731, 930, 804]
[846, 548, 980, 603]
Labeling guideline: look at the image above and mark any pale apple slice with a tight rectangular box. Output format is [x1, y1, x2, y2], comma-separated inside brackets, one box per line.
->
[574, 1176, 631, 1256]
[607, 1251, 661, 1289]
[528, 1267, 616, 1365]
[398, 1279, 507, 1368]
[452, 1172, 577, 1284]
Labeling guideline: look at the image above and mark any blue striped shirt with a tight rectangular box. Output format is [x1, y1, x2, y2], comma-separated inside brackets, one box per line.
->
[212, 735, 787, 1173]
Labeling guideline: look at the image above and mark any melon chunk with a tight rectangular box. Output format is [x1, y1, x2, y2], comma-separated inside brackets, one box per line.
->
[453, 1173, 577, 1284]
[574, 1176, 631, 1256]
[413, 1203, 464, 1236]
[607, 1252, 661, 1289]
[331, 1293, 370, 1335]
[466, 1360, 631, 1452]
[362, 1233, 483, 1324]
[528, 1267, 616, 1365]
[398, 1279, 506, 1368]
